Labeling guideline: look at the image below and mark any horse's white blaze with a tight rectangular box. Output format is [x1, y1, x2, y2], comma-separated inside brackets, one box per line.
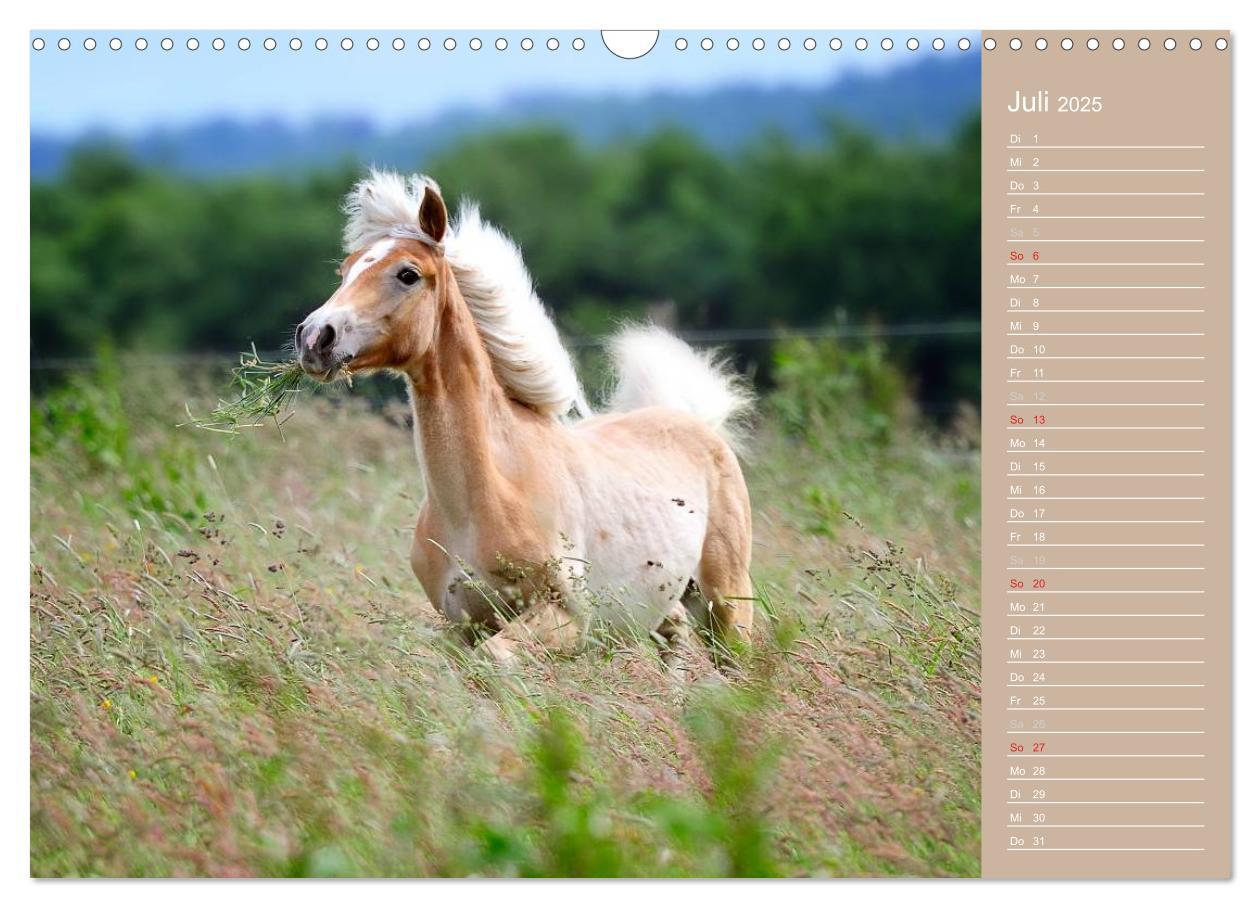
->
[301, 237, 398, 361]
[343, 237, 396, 289]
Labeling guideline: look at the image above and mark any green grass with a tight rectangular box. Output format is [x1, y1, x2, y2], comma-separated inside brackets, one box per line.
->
[29, 344, 980, 878]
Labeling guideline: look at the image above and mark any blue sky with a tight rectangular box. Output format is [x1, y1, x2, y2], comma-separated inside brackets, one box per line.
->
[31, 29, 977, 136]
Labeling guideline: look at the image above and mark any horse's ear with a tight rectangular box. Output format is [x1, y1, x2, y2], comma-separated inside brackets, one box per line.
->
[418, 183, 447, 245]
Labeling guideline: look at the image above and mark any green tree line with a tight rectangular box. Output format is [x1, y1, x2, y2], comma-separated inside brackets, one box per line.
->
[31, 117, 979, 405]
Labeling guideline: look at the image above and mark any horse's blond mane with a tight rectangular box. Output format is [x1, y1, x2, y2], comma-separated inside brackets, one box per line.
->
[342, 170, 587, 418]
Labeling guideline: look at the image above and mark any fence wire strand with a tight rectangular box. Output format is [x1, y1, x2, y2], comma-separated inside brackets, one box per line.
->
[29, 321, 980, 371]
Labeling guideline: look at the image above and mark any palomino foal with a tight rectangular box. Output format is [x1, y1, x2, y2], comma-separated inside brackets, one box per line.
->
[296, 171, 754, 664]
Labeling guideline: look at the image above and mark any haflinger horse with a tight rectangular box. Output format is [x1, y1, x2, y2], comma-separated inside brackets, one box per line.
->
[295, 170, 754, 666]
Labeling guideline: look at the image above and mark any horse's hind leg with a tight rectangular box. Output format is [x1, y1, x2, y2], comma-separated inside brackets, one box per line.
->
[692, 469, 755, 653]
[694, 562, 754, 651]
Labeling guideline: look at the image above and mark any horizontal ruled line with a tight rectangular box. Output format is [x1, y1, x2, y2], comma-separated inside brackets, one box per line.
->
[1004, 799, 1204, 804]
[1005, 239, 1205, 243]
[1005, 290, 1204, 293]
[1005, 591, 1204, 595]
[1005, 497, 1205, 501]
[1006, 755, 1205, 758]
[1005, 778, 1205, 782]
[1006, 309, 1206, 313]
[1007, 331, 1205, 335]
[1006, 216, 1205, 220]
[1007, 681, 1205, 685]
[1007, 427, 1205, 430]
[1004, 731, 1205, 735]
[1006, 707, 1204, 711]
[1006, 847, 1205, 852]
[1006, 263, 1204, 266]
[1006, 825, 1206, 829]
[1006, 192, 1205, 196]
[1009, 613, 1203, 618]
[1006, 660, 1204, 664]
[1006, 519, 1205, 523]
[1005, 380, 1205, 383]
[1004, 145, 1205, 149]
[1006, 168, 1205, 172]
[1006, 356, 1205, 360]
[1006, 614, 1205, 620]
[1005, 475, 1205, 479]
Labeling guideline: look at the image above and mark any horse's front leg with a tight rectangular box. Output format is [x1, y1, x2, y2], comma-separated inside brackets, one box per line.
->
[477, 596, 584, 664]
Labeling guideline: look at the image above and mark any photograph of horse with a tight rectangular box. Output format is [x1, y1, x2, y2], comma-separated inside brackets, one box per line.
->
[295, 172, 753, 664]
[31, 32, 982, 877]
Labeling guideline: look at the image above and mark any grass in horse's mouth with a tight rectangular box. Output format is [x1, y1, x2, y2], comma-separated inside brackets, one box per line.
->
[183, 346, 315, 434]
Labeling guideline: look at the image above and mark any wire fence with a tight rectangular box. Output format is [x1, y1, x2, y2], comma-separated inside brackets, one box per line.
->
[29, 320, 980, 371]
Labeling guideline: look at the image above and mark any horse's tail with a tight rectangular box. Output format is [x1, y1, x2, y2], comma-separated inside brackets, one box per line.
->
[605, 325, 753, 451]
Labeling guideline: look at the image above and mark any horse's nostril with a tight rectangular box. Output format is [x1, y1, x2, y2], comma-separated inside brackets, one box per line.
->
[295, 323, 306, 352]
[316, 324, 336, 354]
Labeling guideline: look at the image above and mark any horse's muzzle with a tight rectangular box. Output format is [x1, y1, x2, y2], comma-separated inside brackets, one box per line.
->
[296, 318, 347, 379]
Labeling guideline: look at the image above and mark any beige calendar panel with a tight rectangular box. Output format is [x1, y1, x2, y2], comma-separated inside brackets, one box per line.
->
[980, 31, 1230, 879]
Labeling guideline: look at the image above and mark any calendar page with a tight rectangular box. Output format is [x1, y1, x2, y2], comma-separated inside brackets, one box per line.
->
[977, 31, 1234, 876]
[26, 26, 1232, 881]
[980, 31, 1231, 878]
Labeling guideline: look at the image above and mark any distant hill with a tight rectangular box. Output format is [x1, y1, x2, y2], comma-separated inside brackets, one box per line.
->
[31, 54, 978, 179]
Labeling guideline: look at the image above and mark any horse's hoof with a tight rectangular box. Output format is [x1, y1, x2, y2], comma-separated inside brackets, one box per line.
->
[478, 635, 519, 665]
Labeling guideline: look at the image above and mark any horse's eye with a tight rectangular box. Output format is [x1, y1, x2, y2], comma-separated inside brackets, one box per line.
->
[397, 267, 421, 287]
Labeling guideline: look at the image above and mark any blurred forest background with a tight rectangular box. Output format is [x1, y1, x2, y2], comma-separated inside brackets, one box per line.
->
[31, 51, 979, 411]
